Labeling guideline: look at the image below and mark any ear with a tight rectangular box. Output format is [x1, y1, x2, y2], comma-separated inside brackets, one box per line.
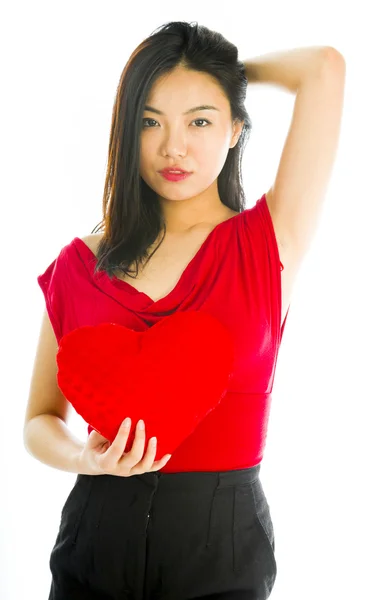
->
[230, 120, 244, 148]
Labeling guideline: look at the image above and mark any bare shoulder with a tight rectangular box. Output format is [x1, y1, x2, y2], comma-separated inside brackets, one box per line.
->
[80, 233, 102, 254]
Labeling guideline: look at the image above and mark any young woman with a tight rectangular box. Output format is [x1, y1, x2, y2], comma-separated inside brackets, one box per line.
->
[24, 20, 345, 600]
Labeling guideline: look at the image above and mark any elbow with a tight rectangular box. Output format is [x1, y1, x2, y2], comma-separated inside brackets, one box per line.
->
[323, 47, 346, 70]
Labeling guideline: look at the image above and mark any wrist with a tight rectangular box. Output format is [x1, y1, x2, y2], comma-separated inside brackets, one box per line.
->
[75, 449, 99, 476]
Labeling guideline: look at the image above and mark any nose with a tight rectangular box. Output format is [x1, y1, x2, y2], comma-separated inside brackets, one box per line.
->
[160, 127, 187, 158]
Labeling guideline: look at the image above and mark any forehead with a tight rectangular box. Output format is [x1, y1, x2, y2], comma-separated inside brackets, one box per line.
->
[146, 67, 229, 112]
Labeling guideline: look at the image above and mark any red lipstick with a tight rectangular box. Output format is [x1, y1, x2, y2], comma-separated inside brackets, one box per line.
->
[159, 167, 192, 182]
[160, 171, 192, 182]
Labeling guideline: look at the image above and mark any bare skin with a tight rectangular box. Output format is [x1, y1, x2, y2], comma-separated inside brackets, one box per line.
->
[77, 417, 172, 477]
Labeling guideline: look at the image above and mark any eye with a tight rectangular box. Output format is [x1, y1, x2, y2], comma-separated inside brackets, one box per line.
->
[142, 118, 211, 128]
[192, 119, 211, 127]
[142, 118, 158, 128]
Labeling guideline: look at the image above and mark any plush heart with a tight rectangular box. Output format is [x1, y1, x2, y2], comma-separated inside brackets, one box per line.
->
[56, 310, 234, 460]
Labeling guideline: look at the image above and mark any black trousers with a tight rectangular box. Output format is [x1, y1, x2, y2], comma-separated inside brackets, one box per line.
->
[48, 464, 277, 599]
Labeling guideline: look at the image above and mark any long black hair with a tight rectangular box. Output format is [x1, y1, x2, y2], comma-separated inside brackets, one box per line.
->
[91, 21, 252, 279]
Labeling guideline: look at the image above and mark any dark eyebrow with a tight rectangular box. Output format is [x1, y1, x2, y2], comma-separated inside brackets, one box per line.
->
[144, 104, 220, 116]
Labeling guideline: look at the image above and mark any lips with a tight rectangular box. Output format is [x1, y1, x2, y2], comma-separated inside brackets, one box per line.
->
[160, 169, 190, 175]
[160, 171, 192, 182]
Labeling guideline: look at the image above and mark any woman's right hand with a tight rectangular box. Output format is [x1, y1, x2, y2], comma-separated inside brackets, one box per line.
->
[77, 418, 172, 477]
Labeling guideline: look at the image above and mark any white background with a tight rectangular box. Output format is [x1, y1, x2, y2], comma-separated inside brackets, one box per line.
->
[1, 1, 380, 599]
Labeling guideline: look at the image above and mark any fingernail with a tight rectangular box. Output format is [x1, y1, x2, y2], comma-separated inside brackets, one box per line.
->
[138, 419, 145, 430]
[123, 418, 131, 427]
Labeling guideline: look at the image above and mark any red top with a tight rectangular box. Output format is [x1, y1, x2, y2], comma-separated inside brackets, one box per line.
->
[37, 193, 289, 472]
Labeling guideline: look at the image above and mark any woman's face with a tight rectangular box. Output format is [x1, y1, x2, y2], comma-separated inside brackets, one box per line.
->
[139, 66, 243, 208]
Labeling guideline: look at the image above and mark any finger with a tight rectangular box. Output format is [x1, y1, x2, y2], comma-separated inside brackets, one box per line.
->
[136, 436, 158, 472]
[102, 418, 132, 464]
[125, 419, 146, 466]
[150, 453, 172, 471]
[89, 429, 102, 438]
[87, 429, 106, 447]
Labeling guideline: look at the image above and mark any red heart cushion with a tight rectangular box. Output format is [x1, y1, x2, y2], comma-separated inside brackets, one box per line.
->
[56, 310, 234, 460]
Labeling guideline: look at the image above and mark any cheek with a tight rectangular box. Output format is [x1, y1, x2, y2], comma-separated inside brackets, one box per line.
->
[140, 134, 156, 154]
[200, 138, 230, 172]
[199, 132, 230, 157]
[139, 140, 149, 162]
[139, 145, 153, 176]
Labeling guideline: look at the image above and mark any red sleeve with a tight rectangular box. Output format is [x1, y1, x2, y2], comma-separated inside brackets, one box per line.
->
[243, 193, 284, 271]
[37, 246, 69, 344]
[238, 192, 288, 342]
